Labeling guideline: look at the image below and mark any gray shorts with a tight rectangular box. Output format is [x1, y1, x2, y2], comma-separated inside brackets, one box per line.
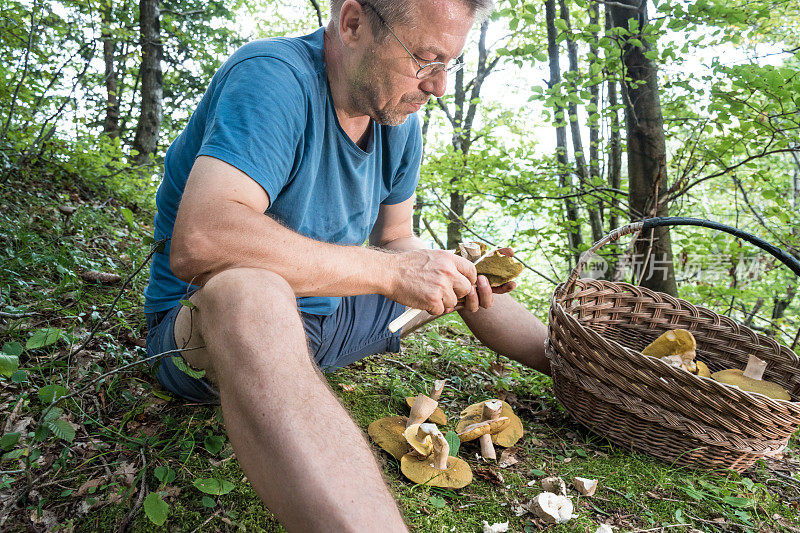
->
[145, 294, 405, 403]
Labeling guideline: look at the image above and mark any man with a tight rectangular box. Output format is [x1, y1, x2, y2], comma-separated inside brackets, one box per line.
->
[143, 0, 549, 530]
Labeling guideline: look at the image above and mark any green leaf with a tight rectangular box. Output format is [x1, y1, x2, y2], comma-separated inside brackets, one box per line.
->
[2, 342, 23, 357]
[38, 384, 68, 404]
[26, 328, 62, 350]
[554, 18, 567, 31]
[172, 357, 205, 379]
[204, 435, 224, 455]
[1, 448, 27, 461]
[193, 478, 235, 496]
[179, 299, 197, 310]
[0, 353, 19, 378]
[0, 432, 20, 451]
[11, 370, 28, 383]
[202, 496, 216, 508]
[46, 419, 75, 443]
[144, 492, 169, 526]
[530, 469, 547, 477]
[444, 430, 460, 457]
[43, 407, 64, 422]
[428, 495, 446, 509]
[120, 207, 135, 228]
[142, 235, 155, 246]
[154, 466, 176, 484]
[723, 496, 753, 508]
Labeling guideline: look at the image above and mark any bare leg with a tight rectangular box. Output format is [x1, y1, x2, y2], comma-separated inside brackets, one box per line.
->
[175, 267, 408, 533]
[401, 294, 550, 375]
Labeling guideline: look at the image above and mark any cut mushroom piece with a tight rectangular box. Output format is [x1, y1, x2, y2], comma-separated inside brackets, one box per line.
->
[573, 476, 598, 496]
[400, 423, 472, 488]
[406, 393, 439, 427]
[405, 380, 447, 425]
[456, 400, 524, 448]
[457, 400, 510, 460]
[712, 354, 791, 401]
[402, 423, 436, 458]
[529, 492, 574, 524]
[541, 476, 567, 496]
[367, 416, 411, 460]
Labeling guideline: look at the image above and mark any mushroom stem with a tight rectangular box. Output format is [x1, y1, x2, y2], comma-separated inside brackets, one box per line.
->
[407, 394, 438, 427]
[430, 380, 446, 401]
[479, 400, 502, 460]
[431, 433, 450, 470]
[743, 354, 767, 380]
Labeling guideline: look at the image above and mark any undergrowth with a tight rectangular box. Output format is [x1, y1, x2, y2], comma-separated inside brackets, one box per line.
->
[1, 163, 799, 532]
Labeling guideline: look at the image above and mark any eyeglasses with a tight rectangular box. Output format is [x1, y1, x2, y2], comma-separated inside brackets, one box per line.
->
[360, 2, 464, 80]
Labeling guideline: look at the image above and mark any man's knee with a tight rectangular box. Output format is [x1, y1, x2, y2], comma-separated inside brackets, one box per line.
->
[198, 267, 297, 320]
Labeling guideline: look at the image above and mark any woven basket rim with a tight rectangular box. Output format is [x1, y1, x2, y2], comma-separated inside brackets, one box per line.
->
[549, 278, 800, 407]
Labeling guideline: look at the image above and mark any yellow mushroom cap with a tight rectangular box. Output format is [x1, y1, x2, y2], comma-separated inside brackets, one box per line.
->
[456, 400, 523, 447]
[642, 329, 697, 358]
[400, 454, 472, 489]
[367, 416, 410, 460]
[711, 369, 791, 401]
[403, 423, 435, 457]
[457, 417, 510, 442]
[696, 361, 711, 378]
[406, 396, 447, 425]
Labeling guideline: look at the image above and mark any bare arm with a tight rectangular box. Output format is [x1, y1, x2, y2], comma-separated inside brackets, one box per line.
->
[171, 157, 475, 314]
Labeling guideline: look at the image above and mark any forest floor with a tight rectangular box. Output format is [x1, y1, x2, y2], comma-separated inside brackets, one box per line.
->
[1, 169, 799, 533]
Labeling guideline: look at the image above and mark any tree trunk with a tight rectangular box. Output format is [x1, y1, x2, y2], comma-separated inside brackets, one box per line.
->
[438, 20, 498, 250]
[609, 1, 677, 295]
[585, 0, 604, 244]
[132, 0, 163, 166]
[546, 0, 582, 266]
[101, 5, 120, 139]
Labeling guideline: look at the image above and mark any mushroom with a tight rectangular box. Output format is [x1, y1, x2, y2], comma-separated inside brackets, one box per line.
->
[573, 476, 598, 496]
[541, 476, 567, 496]
[457, 400, 510, 459]
[712, 354, 791, 401]
[456, 399, 524, 448]
[367, 415, 411, 460]
[406, 380, 448, 425]
[529, 491, 574, 524]
[400, 426, 472, 488]
[457, 242, 523, 287]
[642, 329, 711, 377]
[402, 423, 436, 458]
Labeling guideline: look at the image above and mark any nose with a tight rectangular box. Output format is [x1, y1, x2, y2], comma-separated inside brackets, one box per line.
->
[419, 70, 447, 98]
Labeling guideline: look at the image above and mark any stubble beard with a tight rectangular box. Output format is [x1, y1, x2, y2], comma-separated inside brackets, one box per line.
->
[349, 53, 425, 127]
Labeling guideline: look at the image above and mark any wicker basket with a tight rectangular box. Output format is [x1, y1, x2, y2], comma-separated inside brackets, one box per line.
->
[546, 217, 800, 472]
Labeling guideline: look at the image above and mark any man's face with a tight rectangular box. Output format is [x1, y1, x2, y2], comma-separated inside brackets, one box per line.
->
[349, 0, 474, 126]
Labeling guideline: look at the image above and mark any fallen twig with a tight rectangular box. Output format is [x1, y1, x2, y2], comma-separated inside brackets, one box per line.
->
[116, 448, 147, 533]
[0, 310, 37, 318]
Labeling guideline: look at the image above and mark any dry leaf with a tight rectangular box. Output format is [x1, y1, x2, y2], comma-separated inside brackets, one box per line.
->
[338, 383, 356, 392]
[498, 447, 519, 468]
[474, 467, 504, 485]
[114, 462, 136, 487]
[77, 477, 106, 496]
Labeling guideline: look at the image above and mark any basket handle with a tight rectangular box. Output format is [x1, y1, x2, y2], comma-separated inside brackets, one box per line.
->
[562, 217, 800, 293]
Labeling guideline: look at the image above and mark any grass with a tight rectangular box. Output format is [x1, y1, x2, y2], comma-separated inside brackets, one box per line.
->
[1, 167, 799, 532]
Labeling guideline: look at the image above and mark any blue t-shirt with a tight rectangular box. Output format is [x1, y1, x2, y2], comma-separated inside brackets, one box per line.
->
[144, 28, 422, 315]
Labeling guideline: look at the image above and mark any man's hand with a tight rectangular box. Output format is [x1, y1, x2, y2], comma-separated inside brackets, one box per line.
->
[387, 249, 478, 316]
[458, 247, 517, 313]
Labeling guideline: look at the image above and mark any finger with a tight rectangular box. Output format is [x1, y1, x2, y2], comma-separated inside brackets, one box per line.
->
[497, 247, 514, 257]
[462, 286, 480, 313]
[476, 275, 494, 309]
[452, 275, 473, 299]
[452, 255, 478, 285]
[442, 289, 459, 311]
[491, 281, 516, 294]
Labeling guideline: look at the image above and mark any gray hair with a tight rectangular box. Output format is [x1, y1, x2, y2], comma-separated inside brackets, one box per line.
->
[330, 0, 495, 41]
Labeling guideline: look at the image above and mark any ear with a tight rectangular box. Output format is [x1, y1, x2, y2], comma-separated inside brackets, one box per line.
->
[338, 0, 372, 48]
